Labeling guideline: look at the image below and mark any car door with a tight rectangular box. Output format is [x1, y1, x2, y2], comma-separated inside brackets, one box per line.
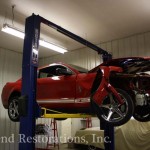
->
[37, 65, 76, 107]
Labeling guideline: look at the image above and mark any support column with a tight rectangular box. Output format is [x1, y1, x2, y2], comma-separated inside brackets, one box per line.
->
[19, 14, 41, 150]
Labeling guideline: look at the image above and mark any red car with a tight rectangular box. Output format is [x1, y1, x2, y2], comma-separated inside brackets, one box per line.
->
[1, 57, 150, 125]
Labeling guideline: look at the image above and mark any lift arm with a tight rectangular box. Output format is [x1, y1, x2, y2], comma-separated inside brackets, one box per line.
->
[41, 107, 95, 118]
[40, 16, 112, 62]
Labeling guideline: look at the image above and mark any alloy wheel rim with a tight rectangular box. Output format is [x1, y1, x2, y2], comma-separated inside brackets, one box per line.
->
[101, 93, 128, 122]
[9, 99, 19, 120]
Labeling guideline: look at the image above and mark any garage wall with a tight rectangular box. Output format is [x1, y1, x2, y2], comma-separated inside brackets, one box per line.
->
[0, 48, 22, 150]
[40, 47, 101, 70]
[39, 31, 150, 136]
[99, 32, 150, 58]
[0, 48, 54, 149]
[40, 32, 150, 68]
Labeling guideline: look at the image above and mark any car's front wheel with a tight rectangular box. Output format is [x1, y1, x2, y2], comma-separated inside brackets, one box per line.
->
[8, 96, 20, 122]
[91, 88, 134, 126]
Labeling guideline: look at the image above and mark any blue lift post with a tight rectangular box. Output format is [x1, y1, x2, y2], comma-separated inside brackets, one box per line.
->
[104, 124, 115, 150]
[19, 14, 114, 150]
[100, 120, 114, 150]
[19, 15, 41, 150]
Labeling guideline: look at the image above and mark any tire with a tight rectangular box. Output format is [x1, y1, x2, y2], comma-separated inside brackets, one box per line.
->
[91, 88, 134, 126]
[8, 96, 20, 122]
[133, 105, 150, 122]
[88, 145, 100, 150]
[54, 118, 67, 121]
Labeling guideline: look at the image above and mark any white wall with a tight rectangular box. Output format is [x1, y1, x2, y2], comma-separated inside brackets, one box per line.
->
[0, 48, 22, 150]
[40, 32, 150, 68]
[39, 47, 102, 70]
[98, 32, 150, 58]
[0, 48, 57, 149]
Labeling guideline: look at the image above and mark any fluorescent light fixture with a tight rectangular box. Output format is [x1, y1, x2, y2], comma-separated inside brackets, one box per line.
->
[2, 24, 24, 39]
[39, 40, 67, 53]
[1, 23, 68, 54]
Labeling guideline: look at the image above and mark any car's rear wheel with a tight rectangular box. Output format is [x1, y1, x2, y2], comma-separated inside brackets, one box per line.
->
[133, 105, 150, 122]
[8, 96, 20, 122]
[91, 88, 134, 126]
[54, 118, 67, 121]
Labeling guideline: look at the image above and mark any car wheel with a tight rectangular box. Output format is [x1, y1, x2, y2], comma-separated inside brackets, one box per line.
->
[8, 96, 20, 122]
[91, 88, 134, 126]
[54, 118, 67, 121]
[133, 105, 150, 122]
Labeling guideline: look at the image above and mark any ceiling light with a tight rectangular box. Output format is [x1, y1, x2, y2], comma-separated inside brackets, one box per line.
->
[1, 23, 68, 54]
[2, 24, 24, 39]
[39, 40, 67, 53]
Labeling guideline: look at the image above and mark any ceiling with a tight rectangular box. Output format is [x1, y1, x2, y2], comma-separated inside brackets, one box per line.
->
[0, 0, 150, 58]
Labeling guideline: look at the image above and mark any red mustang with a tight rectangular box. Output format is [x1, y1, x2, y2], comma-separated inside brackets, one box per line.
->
[1, 57, 150, 125]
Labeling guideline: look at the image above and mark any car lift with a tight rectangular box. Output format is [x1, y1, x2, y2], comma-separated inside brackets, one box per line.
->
[19, 14, 114, 150]
[41, 107, 94, 118]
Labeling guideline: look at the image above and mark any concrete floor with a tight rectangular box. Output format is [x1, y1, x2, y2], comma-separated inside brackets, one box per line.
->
[36, 143, 81, 150]
[36, 143, 102, 150]
[53, 144, 101, 150]
[53, 144, 79, 150]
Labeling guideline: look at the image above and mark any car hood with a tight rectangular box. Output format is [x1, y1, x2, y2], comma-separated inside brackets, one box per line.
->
[89, 57, 150, 74]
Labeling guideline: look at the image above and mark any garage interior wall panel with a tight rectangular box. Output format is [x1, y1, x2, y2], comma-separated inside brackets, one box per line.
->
[0, 48, 22, 150]
[39, 48, 102, 70]
[0, 48, 60, 149]
[100, 32, 150, 58]
[40, 32, 150, 67]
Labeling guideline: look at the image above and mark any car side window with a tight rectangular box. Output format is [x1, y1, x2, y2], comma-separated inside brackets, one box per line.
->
[38, 66, 55, 78]
[38, 65, 73, 78]
[53, 66, 73, 76]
